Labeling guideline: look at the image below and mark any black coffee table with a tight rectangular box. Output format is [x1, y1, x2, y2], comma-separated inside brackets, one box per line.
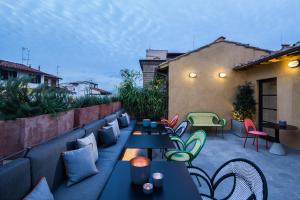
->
[125, 135, 175, 160]
[99, 161, 202, 200]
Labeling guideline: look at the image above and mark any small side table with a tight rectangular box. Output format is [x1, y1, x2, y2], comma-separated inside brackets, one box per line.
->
[262, 122, 297, 155]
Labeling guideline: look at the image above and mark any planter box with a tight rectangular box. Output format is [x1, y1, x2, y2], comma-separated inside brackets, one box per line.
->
[0, 110, 74, 158]
[99, 104, 113, 118]
[231, 119, 247, 137]
[112, 101, 122, 112]
[0, 119, 24, 158]
[74, 105, 100, 127]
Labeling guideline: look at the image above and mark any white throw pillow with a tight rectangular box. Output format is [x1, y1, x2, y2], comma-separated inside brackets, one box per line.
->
[108, 119, 120, 137]
[122, 113, 130, 125]
[77, 133, 98, 162]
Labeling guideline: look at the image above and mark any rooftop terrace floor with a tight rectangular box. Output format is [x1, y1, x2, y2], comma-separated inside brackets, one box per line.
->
[191, 132, 300, 200]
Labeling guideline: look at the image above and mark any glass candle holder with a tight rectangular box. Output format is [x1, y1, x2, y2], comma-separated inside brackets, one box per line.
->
[152, 172, 164, 187]
[130, 156, 151, 185]
[142, 119, 151, 127]
[143, 183, 153, 194]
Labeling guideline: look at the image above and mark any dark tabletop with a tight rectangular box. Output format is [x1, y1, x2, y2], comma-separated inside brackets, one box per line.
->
[125, 135, 175, 149]
[99, 161, 202, 200]
[262, 122, 298, 131]
[135, 123, 166, 135]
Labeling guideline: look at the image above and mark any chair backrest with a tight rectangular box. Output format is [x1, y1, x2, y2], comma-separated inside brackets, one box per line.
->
[174, 121, 189, 137]
[212, 158, 268, 200]
[244, 118, 257, 132]
[187, 112, 220, 125]
[169, 114, 179, 128]
[186, 130, 206, 159]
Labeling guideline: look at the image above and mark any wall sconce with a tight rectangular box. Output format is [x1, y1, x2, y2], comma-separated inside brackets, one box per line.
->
[189, 72, 197, 78]
[288, 60, 299, 68]
[218, 72, 227, 78]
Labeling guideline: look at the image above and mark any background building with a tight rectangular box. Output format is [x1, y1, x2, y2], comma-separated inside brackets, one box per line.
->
[139, 49, 183, 86]
[0, 60, 60, 87]
[60, 81, 112, 97]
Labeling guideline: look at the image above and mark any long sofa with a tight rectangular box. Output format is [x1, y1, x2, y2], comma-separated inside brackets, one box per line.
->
[0, 109, 136, 200]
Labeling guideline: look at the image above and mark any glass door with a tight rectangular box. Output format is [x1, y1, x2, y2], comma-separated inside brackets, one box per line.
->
[258, 78, 277, 139]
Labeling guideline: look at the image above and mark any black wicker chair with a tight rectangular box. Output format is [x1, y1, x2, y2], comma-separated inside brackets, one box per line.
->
[163, 120, 189, 137]
[187, 158, 268, 200]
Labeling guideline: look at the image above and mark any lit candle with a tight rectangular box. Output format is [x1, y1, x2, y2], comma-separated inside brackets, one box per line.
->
[152, 172, 164, 187]
[143, 183, 153, 194]
[130, 157, 151, 185]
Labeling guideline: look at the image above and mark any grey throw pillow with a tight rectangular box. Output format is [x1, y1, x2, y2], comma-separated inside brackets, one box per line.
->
[77, 133, 98, 162]
[118, 115, 129, 127]
[99, 126, 117, 147]
[24, 177, 54, 200]
[62, 145, 98, 186]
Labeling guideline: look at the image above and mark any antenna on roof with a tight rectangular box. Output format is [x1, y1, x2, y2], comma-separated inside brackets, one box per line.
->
[56, 65, 60, 76]
[21, 47, 30, 65]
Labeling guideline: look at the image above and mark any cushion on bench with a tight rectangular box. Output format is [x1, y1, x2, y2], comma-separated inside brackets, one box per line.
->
[26, 128, 86, 191]
[0, 158, 31, 200]
[83, 119, 106, 144]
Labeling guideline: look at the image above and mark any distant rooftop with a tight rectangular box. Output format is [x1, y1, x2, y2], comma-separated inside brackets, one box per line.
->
[0, 60, 60, 79]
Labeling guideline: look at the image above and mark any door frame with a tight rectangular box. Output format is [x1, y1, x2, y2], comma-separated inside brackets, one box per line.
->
[258, 77, 277, 131]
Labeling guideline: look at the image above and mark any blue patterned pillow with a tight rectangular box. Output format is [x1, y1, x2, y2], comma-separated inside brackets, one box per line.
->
[62, 145, 98, 186]
[24, 177, 54, 200]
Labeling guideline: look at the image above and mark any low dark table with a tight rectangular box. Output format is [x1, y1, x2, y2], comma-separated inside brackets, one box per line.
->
[125, 135, 175, 160]
[262, 122, 298, 155]
[99, 161, 202, 200]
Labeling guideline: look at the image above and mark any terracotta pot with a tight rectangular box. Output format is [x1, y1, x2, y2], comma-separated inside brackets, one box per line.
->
[74, 105, 100, 127]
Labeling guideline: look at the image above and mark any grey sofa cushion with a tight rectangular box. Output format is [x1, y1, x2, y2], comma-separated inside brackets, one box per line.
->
[53, 157, 115, 200]
[99, 126, 117, 147]
[24, 177, 54, 200]
[53, 120, 136, 200]
[0, 158, 31, 200]
[77, 133, 98, 162]
[83, 119, 106, 144]
[104, 114, 117, 123]
[62, 146, 98, 186]
[26, 128, 86, 191]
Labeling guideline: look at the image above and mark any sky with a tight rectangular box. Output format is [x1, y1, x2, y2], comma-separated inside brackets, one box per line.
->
[0, 0, 299, 92]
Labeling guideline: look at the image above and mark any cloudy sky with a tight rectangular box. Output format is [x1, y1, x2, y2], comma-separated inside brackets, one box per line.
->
[0, 0, 299, 91]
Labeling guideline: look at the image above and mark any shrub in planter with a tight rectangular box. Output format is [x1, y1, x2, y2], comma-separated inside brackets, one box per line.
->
[232, 82, 256, 137]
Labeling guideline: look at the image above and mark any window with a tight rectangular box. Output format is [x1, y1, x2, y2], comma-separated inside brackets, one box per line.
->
[0, 69, 17, 80]
[29, 74, 41, 83]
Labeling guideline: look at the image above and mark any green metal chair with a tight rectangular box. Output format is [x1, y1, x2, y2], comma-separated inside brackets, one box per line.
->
[165, 130, 207, 166]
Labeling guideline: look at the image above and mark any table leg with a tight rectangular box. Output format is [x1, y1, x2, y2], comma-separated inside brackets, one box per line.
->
[147, 148, 152, 160]
[269, 128, 286, 155]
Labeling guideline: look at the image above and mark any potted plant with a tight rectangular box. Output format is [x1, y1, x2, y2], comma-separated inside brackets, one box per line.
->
[232, 82, 256, 137]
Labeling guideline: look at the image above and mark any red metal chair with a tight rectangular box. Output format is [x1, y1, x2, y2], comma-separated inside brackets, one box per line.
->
[243, 118, 269, 152]
[161, 114, 179, 128]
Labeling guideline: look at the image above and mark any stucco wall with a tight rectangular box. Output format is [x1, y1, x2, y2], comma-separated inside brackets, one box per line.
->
[240, 61, 300, 147]
[168, 42, 268, 127]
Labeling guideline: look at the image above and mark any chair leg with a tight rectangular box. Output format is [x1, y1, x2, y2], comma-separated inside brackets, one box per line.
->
[252, 137, 255, 145]
[243, 133, 248, 148]
[265, 135, 269, 149]
[256, 136, 259, 152]
[222, 127, 224, 138]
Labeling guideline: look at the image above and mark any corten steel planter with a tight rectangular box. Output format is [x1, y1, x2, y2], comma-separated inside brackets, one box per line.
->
[0, 119, 24, 159]
[0, 110, 74, 158]
[99, 103, 113, 118]
[74, 105, 100, 128]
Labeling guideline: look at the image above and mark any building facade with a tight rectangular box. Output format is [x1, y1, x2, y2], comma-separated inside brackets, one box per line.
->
[60, 81, 111, 97]
[156, 36, 300, 148]
[139, 49, 183, 86]
[0, 60, 60, 87]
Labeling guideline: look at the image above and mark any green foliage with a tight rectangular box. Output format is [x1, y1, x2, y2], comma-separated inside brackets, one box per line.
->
[0, 77, 72, 120]
[233, 82, 256, 121]
[71, 95, 103, 108]
[118, 69, 166, 120]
